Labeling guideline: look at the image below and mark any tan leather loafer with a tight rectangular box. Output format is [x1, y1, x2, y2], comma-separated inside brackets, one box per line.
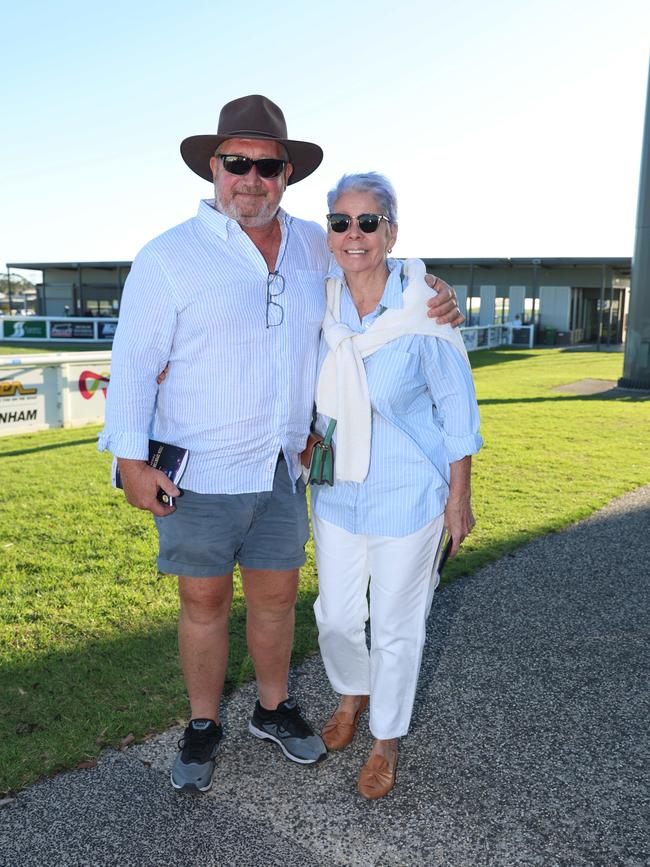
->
[321, 696, 369, 751]
[357, 749, 398, 800]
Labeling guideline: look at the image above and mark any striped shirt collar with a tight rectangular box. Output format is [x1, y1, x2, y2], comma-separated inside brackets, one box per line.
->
[196, 198, 290, 240]
[326, 257, 405, 314]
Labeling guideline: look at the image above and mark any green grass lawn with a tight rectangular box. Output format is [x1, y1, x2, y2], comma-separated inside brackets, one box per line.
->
[1, 348, 648, 794]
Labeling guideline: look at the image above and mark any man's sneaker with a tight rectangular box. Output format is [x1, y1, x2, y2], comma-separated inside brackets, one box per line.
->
[248, 697, 327, 764]
[170, 718, 223, 792]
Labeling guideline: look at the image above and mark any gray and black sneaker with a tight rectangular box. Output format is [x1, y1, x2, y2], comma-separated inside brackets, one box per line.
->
[248, 697, 327, 764]
[170, 718, 223, 792]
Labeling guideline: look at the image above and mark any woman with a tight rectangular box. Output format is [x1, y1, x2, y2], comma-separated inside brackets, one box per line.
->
[310, 173, 482, 799]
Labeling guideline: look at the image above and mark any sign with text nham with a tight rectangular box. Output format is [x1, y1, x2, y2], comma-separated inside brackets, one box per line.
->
[0, 351, 112, 437]
[0, 379, 39, 427]
[0, 370, 50, 434]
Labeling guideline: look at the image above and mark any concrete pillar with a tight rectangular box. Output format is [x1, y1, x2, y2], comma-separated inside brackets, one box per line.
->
[539, 286, 571, 330]
[508, 286, 526, 319]
[620, 59, 650, 388]
[454, 285, 468, 319]
[479, 285, 496, 326]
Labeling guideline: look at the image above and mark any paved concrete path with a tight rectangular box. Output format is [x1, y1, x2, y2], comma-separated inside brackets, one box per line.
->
[1, 486, 648, 866]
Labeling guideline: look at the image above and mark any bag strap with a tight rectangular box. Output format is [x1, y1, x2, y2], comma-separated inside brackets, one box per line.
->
[322, 418, 336, 446]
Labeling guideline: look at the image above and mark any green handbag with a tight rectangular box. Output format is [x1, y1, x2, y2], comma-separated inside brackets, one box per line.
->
[308, 418, 336, 486]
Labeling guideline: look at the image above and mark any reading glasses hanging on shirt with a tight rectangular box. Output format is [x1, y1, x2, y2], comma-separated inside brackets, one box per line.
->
[266, 271, 285, 328]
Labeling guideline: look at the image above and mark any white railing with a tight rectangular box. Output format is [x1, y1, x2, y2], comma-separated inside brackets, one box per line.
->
[0, 326, 535, 437]
[461, 324, 534, 351]
[1, 316, 535, 350]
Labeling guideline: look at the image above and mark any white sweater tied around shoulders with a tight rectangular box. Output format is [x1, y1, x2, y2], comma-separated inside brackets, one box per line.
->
[315, 258, 469, 484]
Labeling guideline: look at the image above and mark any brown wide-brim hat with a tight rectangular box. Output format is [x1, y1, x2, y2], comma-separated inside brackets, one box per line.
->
[180, 94, 323, 185]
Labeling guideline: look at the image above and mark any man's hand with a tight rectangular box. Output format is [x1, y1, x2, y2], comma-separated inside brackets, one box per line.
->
[117, 458, 180, 517]
[424, 274, 465, 327]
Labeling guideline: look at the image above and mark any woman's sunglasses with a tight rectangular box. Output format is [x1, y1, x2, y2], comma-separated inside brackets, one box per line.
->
[326, 213, 391, 234]
[218, 154, 286, 179]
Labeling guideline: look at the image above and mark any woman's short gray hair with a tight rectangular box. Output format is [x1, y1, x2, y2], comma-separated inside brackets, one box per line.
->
[327, 172, 398, 224]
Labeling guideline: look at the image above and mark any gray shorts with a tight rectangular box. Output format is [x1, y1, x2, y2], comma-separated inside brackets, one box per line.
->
[154, 458, 310, 577]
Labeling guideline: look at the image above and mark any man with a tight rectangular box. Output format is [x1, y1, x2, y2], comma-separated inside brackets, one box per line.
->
[99, 95, 462, 793]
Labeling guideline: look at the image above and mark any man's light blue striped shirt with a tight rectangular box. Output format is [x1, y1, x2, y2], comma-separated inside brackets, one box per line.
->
[311, 259, 483, 537]
[98, 199, 329, 494]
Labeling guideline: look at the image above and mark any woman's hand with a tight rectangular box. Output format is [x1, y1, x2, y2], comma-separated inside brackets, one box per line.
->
[300, 430, 323, 468]
[425, 275, 465, 327]
[444, 456, 475, 556]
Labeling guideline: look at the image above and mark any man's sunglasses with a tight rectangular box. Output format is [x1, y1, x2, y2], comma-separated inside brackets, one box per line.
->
[326, 213, 391, 234]
[218, 154, 286, 179]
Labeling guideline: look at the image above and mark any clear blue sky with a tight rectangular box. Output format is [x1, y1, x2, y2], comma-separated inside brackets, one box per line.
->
[1, 0, 649, 282]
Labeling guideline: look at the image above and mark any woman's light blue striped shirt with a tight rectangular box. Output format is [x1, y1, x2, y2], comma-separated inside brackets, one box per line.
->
[311, 260, 483, 537]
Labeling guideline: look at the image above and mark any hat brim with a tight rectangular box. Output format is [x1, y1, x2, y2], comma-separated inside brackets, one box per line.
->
[180, 134, 323, 185]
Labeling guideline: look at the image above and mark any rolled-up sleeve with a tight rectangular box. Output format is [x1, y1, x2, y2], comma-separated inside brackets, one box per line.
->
[97, 247, 178, 459]
[419, 337, 483, 464]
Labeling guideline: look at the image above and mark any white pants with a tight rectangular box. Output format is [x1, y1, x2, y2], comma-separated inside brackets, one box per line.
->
[312, 513, 445, 740]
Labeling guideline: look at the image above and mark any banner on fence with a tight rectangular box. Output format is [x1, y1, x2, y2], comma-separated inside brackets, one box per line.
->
[3, 320, 47, 339]
[50, 321, 95, 339]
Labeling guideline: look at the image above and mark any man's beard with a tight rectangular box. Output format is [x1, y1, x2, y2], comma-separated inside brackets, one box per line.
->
[214, 185, 279, 228]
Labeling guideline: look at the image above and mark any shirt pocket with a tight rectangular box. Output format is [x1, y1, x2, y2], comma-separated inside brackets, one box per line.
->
[367, 348, 426, 415]
[290, 270, 326, 326]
